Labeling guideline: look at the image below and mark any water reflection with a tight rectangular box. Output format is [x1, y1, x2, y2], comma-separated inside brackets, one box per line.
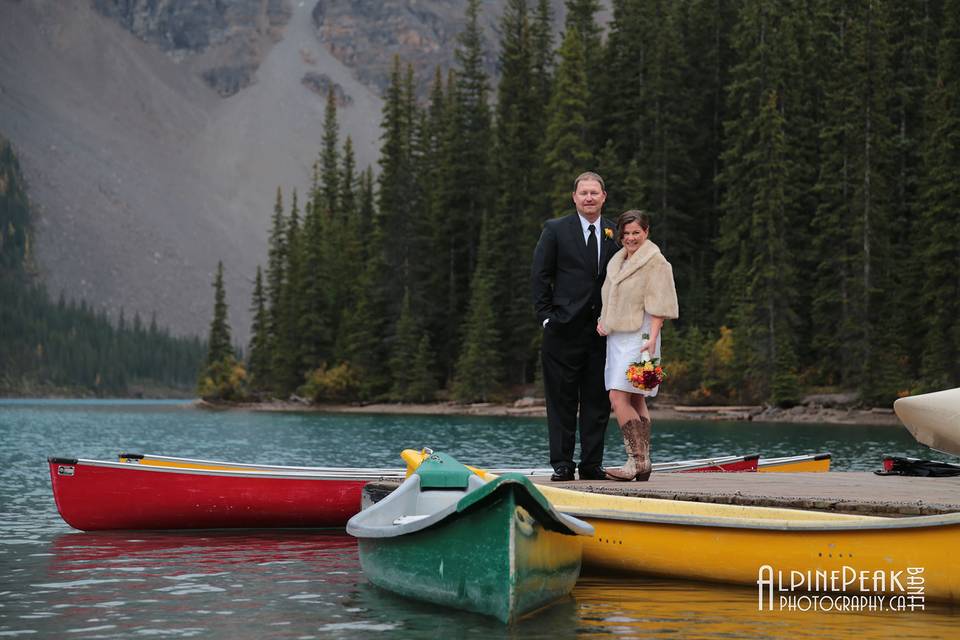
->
[4, 525, 956, 639]
[12, 531, 360, 639]
[1, 400, 956, 638]
[574, 577, 958, 638]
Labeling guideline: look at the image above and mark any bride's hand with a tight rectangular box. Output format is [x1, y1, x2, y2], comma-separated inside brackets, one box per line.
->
[596, 322, 608, 336]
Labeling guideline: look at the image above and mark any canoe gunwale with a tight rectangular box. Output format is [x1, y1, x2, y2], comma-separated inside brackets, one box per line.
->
[54, 458, 405, 481]
[122, 451, 824, 476]
[563, 506, 960, 531]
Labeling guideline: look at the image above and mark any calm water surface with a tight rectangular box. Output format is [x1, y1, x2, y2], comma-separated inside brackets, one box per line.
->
[0, 399, 956, 638]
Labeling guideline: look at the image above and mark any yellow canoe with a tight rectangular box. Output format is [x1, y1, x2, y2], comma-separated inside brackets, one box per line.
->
[400, 450, 959, 603]
[119, 451, 830, 475]
[758, 453, 831, 473]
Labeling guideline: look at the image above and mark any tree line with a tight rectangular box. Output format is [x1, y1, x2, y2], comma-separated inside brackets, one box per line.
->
[0, 136, 206, 396]
[201, 0, 960, 407]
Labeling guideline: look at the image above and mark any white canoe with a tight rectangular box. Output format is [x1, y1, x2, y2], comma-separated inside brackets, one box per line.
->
[893, 387, 960, 456]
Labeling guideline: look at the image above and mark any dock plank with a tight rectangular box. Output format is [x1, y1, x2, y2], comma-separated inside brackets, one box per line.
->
[364, 473, 960, 516]
[529, 472, 960, 515]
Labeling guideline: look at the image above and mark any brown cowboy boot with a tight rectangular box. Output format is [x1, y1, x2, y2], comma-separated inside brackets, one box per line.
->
[605, 417, 647, 481]
[633, 416, 652, 481]
[605, 417, 652, 481]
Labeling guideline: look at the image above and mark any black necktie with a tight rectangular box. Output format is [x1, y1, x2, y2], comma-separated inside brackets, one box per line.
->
[587, 224, 598, 277]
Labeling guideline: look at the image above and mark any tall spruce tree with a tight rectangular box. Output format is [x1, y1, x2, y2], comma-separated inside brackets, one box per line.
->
[337, 217, 391, 400]
[247, 266, 270, 390]
[205, 261, 232, 367]
[494, 0, 544, 385]
[809, 0, 902, 402]
[543, 27, 593, 212]
[888, 0, 942, 386]
[676, 0, 738, 328]
[388, 289, 421, 401]
[715, 1, 805, 402]
[377, 57, 417, 293]
[265, 187, 287, 389]
[407, 334, 439, 402]
[320, 88, 341, 218]
[635, 2, 698, 313]
[333, 137, 363, 322]
[918, 0, 960, 389]
[273, 192, 304, 394]
[434, 0, 495, 383]
[453, 215, 503, 402]
[297, 195, 333, 374]
[563, 0, 604, 149]
[419, 68, 455, 382]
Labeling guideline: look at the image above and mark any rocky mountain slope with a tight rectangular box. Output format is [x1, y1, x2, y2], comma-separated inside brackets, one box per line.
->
[0, 0, 582, 342]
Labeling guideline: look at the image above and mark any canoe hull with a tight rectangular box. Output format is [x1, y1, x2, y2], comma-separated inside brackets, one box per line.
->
[894, 388, 960, 456]
[577, 510, 960, 603]
[48, 458, 364, 531]
[357, 488, 583, 623]
[758, 453, 831, 473]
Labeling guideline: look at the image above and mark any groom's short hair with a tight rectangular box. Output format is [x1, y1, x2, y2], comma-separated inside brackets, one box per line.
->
[573, 171, 605, 192]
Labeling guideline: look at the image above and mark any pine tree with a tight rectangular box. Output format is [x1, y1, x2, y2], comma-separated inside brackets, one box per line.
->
[377, 57, 419, 302]
[388, 289, 421, 401]
[452, 215, 502, 402]
[247, 266, 270, 390]
[564, 0, 604, 148]
[337, 220, 391, 400]
[297, 195, 333, 374]
[531, 0, 555, 109]
[888, 0, 943, 388]
[432, 0, 495, 383]
[320, 88, 340, 218]
[200, 261, 244, 402]
[273, 192, 304, 394]
[675, 0, 738, 328]
[264, 187, 286, 389]
[715, 1, 807, 402]
[407, 333, 439, 402]
[543, 27, 593, 213]
[918, 0, 960, 389]
[418, 68, 454, 382]
[494, 0, 544, 386]
[333, 136, 363, 321]
[205, 261, 232, 367]
[806, 0, 904, 402]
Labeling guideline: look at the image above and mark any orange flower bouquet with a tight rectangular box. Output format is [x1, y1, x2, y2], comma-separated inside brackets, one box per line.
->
[625, 334, 665, 391]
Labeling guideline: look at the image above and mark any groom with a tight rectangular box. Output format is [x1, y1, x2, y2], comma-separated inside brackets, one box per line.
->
[531, 171, 616, 481]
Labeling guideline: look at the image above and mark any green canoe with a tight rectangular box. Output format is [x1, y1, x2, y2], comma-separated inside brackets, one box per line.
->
[346, 452, 594, 623]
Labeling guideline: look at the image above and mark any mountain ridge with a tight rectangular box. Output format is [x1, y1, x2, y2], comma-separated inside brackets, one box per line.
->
[0, 0, 585, 342]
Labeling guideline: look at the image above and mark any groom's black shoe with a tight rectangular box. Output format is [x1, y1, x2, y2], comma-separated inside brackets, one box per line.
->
[578, 467, 608, 481]
[550, 466, 575, 482]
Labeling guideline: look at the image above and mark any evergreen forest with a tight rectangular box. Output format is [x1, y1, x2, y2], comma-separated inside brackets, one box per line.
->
[0, 136, 206, 396]
[207, 0, 959, 407]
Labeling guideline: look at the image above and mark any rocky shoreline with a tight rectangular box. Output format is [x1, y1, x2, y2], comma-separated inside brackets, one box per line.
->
[196, 397, 901, 427]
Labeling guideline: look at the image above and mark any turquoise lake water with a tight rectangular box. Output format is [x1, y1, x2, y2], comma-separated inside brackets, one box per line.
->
[0, 399, 955, 638]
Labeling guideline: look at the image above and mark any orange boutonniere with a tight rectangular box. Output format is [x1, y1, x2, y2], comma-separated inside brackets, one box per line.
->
[604, 227, 613, 240]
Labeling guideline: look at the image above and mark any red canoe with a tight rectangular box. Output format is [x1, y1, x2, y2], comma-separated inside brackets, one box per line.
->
[47, 453, 767, 531]
[47, 457, 399, 532]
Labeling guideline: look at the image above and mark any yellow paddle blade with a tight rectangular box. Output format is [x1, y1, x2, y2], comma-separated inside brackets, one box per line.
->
[399, 448, 496, 481]
[400, 448, 430, 477]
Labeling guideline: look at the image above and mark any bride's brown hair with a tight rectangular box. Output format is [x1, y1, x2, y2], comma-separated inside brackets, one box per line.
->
[616, 210, 651, 243]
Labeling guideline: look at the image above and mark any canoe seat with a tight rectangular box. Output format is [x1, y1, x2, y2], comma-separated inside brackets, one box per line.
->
[415, 489, 466, 515]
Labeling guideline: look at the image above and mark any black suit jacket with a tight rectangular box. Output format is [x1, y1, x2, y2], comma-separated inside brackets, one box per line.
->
[531, 213, 617, 326]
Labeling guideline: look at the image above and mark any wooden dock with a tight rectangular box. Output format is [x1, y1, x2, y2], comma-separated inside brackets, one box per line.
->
[366, 472, 960, 516]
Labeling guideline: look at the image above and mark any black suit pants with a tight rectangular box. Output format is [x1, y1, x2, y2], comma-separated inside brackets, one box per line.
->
[541, 314, 611, 472]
